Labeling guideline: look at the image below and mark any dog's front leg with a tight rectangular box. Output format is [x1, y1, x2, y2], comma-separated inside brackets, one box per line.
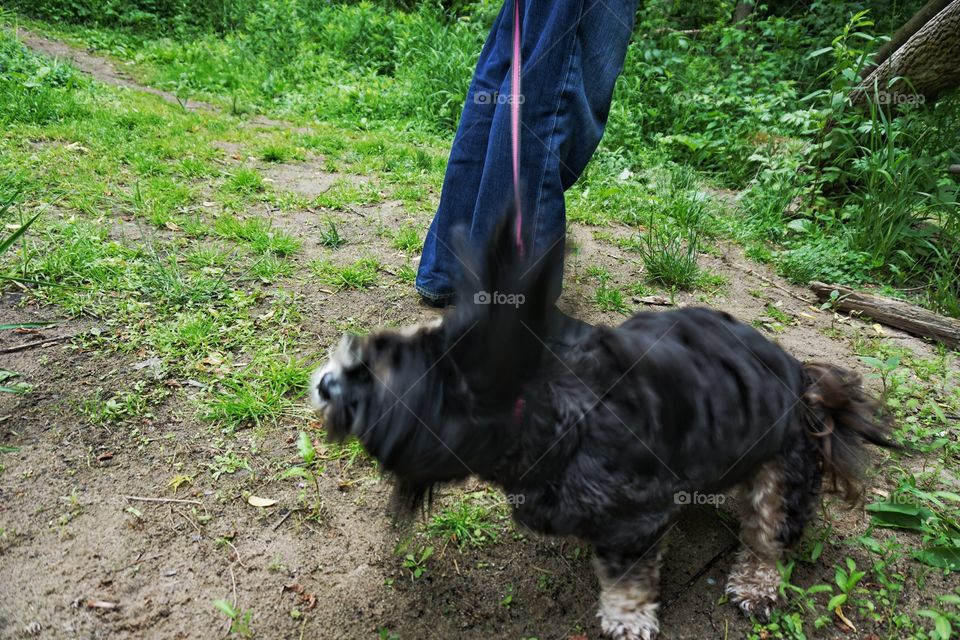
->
[593, 545, 662, 640]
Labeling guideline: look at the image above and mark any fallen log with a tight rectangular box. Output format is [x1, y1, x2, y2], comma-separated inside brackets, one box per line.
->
[810, 282, 960, 349]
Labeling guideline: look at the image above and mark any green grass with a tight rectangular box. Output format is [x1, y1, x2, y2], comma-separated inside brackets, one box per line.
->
[202, 354, 310, 433]
[213, 214, 300, 256]
[249, 253, 293, 282]
[595, 284, 629, 314]
[258, 141, 304, 164]
[392, 224, 422, 254]
[636, 229, 701, 291]
[223, 167, 265, 195]
[318, 218, 347, 248]
[426, 493, 501, 549]
[310, 257, 380, 290]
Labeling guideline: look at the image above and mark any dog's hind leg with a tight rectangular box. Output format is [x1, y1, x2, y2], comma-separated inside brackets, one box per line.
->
[726, 438, 821, 620]
[725, 459, 787, 619]
[594, 544, 662, 640]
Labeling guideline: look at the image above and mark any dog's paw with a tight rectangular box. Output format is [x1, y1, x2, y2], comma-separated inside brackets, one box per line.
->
[725, 562, 780, 621]
[728, 589, 778, 620]
[598, 602, 659, 640]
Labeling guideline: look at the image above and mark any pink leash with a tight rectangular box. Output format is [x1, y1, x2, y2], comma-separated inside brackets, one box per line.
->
[511, 0, 524, 257]
[511, 0, 526, 423]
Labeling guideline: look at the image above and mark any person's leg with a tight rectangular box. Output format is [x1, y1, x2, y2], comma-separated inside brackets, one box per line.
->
[469, 0, 639, 300]
[418, 0, 637, 304]
[415, 4, 513, 305]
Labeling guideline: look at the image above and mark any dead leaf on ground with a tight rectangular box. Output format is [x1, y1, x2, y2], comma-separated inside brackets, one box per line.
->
[283, 583, 318, 609]
[247, 496, 278, 508]
[633, 295, 672, 306]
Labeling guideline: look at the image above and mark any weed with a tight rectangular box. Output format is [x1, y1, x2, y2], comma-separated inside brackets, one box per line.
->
[310, 257, 379, 290]
[400, 545, 433, 581]
[207, 449, 250, 479]
[426, 494, 499, 549]
[203, 355, 309, 432]
[395, 263, 416, 283]
[595, 284, 628, 314]
[392, 225, 422, 253]
[636, 226, 700, 290]
[224, 167, 265, 195]
[0, 185, 43, 391]
[867, 478, 960, 571]
[213, 600, 254, 638]
[500, 584, 515, 608]
[249, 253, 292, 282]
[860, 354, 902, 399]
[214, 214, 300, 255]
[259, 142, 303, 163]
[281, 431, 325, 520]
[318, 218, 346, 248]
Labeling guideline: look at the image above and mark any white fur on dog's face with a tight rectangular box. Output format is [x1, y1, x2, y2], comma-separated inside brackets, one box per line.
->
[308, 334, 359, 419]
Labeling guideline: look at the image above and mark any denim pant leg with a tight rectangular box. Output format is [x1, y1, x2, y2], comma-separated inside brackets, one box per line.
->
[417, 0, 637, 303]
[415, 4, 512, 303]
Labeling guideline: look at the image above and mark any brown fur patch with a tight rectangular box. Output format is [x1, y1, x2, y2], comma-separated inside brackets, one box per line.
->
[726, 461, 785, 619]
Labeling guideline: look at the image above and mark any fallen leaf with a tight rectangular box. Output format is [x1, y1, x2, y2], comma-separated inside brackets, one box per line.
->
[283, 584, 317, 610]
[86, 599, 119, 610]
[248, 496, 278, 508]
[834, 605, 857, 633]
[871, 323, 885, 335]
[133, 356, 163, 370]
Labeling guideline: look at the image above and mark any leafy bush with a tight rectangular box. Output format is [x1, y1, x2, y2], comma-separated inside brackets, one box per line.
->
[0, 28, 85, 124]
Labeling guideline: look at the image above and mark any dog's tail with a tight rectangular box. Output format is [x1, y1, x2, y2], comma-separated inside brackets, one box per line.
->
[800, 362, 896, 504]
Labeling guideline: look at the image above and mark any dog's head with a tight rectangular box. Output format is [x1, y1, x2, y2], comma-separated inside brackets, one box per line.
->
[308, 206, 562, 507]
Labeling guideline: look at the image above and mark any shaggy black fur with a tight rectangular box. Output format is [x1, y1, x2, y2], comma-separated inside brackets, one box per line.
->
[308, 208, 894, 635]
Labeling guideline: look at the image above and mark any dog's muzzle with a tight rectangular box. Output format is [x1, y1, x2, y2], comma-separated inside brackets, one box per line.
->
[309, 363, 341, 417]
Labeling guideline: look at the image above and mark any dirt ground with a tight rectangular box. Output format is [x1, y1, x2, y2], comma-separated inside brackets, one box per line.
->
[1, 30, 957, 640]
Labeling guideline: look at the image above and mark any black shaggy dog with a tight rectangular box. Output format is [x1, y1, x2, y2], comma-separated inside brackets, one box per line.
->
[308, 212, 893, 640]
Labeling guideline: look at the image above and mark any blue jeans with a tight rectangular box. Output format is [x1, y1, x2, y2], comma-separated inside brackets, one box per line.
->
[416, 0, 638, 303]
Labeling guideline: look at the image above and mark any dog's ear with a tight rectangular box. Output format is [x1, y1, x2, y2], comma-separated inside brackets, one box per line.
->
[448, 205, 563, 406]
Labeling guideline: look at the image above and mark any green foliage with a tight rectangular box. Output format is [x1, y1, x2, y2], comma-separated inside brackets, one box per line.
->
[400, 544, 433, 581]
[0, 185, 44, 393]
[203, 354, 309, 432]
[867, 479, 960, 572]
[0, 27, 85, 124]
[318, 218, 346, 248]
[426, 493, 500, 549]
[310, 257, 380, 290]
[214, 214, 300, 255]
[213, 599, 254, 638]
[391, 224, 422, 253]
